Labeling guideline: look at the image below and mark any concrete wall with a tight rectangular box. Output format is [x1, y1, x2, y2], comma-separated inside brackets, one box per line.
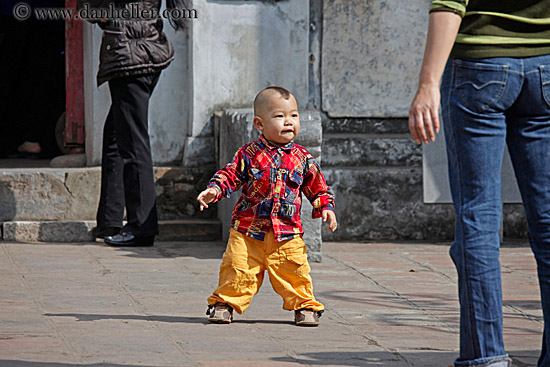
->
[182, 0, 310, 167]
[322, 0, 431, 117]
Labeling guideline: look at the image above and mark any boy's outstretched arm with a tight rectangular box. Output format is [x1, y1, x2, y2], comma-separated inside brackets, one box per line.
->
[197, 147, 250, 210]
[197, 187, 220, 211]
[322, 209, 337, 232]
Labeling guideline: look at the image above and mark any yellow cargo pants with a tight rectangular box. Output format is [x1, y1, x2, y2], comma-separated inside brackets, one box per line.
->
[207, 229, 324, 314]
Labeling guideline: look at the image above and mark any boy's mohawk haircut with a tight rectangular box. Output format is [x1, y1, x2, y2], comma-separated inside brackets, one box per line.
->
[254, 86, 291, 115]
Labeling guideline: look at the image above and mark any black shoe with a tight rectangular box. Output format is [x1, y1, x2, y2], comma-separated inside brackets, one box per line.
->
[104, 232, 155, 247]
[91, 226, 121, 240]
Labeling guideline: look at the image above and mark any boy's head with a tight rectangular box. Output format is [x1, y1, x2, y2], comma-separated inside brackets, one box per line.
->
[253, 86, 300, 147]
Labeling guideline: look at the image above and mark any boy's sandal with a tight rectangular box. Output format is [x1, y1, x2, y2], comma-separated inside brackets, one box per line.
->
[206, 303, 233, 324]
[294, 309, 323, 326]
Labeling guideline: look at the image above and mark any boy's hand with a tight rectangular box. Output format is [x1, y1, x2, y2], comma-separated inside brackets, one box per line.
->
[197, 187, 219, 211]
[322, 210, 338, 232]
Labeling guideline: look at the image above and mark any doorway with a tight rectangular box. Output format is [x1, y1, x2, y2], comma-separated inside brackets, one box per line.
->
[0, 1, 67, 168]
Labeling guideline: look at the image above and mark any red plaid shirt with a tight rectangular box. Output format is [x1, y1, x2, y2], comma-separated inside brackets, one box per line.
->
[208, 135, 335, 242]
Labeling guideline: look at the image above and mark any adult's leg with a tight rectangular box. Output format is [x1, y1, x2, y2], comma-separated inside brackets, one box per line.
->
[506, 55, 550, 367]
[441, 58, 521, 366]
[96, 106, 125, 230]
[108, 73, 160, 237]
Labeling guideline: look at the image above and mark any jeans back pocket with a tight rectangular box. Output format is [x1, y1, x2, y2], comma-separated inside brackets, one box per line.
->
[453, 59, 508, 113]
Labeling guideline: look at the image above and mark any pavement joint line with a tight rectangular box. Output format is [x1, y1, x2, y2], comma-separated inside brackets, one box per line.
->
[394, 251, 455, 282]
[397, 248, 543, 326]
[499, 253, 543, 324]
[1, 243, 82, 364]
[164, 250, 319, 366]
[318, 257, 415, 367]
[324, 253, 460, 333]
[106, 243, 310, 366]
[158, 245, 374, 366]
[0, 241, 542, 366]
[156, 245, 218, 290]
[82, 245, 199, 366]
[504, 304, 544, 325]
[501, 261, 539, 283]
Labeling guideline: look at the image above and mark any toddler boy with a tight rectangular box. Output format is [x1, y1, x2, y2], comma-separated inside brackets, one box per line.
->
[197, 86, 337, 326]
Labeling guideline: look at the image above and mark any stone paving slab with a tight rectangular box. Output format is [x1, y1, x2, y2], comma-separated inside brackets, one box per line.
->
[0, 240, 543, 367]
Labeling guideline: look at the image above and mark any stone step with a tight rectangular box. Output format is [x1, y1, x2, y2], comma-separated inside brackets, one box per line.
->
[156, 219, 222, 242]
[0, 166, 217, 222]
[2, 219, 222, 243]
[322, 133, 421, 167]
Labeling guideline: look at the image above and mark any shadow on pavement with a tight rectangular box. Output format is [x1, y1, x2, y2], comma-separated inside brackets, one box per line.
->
[156, 241, 226, 260]
[0, 362, 165, 367]
[44, 313, 208, 324]
[0, 350, 540, 367]
[44, 313, 294, 325]
[272, 350, 538, 366]
[86, 240, 227, 260]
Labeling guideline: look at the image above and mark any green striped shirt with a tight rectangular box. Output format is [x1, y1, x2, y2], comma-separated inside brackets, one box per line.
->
[430, 0, 550, 58]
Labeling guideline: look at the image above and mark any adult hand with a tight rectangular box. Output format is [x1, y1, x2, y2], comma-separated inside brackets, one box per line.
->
[409, 83, 440, 145]
[408, 11, 461, 145]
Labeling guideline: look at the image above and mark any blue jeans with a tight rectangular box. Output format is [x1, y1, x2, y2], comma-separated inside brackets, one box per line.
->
[441, 55, 550, 367]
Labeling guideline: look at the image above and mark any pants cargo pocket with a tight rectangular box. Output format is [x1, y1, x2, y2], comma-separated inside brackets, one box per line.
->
[284, 253, 310, 276]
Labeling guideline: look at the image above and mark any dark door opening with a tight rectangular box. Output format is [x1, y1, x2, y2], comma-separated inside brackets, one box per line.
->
[0, 1, 67, 168]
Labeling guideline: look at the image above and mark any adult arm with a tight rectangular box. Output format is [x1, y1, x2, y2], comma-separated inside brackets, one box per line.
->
[409, 11, 462, 145]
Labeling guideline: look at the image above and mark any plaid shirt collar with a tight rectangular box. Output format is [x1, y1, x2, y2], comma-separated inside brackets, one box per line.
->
[259, 134, 294, 152]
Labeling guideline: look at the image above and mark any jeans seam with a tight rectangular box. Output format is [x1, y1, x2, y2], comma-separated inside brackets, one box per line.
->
[540, 65, 550, 108]
[454, 60, 509, 114]
[448, 60, 481, 357]
[478, 69, 508, 114]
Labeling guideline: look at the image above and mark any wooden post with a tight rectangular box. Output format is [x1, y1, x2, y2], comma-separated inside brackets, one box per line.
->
[65, 0, 85, 154]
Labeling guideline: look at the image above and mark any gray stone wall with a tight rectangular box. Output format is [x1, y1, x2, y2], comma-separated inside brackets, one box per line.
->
[320, 117, 528, 241]
[321, 118, 455, 241]
[322, 0, 431, 117]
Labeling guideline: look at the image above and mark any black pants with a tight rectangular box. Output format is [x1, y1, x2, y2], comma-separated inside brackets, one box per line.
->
[96, 73, 160, 237]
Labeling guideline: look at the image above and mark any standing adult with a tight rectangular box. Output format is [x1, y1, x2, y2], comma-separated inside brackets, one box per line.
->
[82, 0, 185, 246]
[409, 1, 550, 366]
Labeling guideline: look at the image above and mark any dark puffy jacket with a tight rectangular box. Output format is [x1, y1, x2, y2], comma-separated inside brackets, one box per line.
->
[80, 0, 174, 85]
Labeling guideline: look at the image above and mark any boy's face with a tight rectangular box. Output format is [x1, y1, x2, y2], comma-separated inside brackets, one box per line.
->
[254, 93, 300, 147]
